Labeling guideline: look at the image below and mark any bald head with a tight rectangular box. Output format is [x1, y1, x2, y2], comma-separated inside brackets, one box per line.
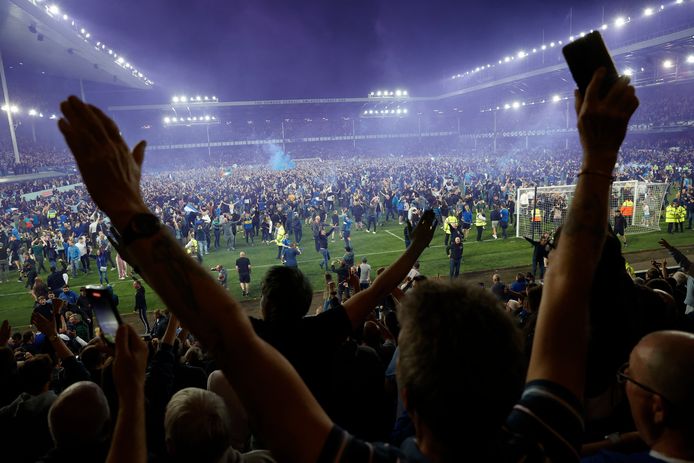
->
[48, 381, 110, 448]
[631, 330, 694, 414]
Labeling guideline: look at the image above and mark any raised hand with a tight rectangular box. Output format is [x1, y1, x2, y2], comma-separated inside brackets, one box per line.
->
[113, 324, 148, 401]
[574, 68, 639, 172]
[408, 209, 437, 250]
[58, 96, 149, 230]
[658, 238, 672, 250]
[31, 311, 57, 336]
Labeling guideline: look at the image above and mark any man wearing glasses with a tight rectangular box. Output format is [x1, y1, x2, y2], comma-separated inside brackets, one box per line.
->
[585, 330, 694, 462]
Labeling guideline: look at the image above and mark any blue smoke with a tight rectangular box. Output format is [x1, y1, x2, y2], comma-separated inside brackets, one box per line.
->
[264, 144, 295, 171]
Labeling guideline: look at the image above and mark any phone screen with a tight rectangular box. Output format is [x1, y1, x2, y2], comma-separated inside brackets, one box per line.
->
[86, 285, 122, 344]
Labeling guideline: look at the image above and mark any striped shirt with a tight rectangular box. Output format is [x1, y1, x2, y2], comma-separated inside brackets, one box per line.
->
[317, 379, 583, 463]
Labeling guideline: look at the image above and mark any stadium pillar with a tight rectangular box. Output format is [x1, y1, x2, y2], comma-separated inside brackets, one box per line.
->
[0, 50, 21, 165]
[206, 124, 211, 160]
[79, 79, 87, 102]
[492, 110, 497, 154]
[351, 118, 356, 150]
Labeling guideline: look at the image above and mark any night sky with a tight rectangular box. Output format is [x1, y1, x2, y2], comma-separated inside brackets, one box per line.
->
[56, 0, 637, 100]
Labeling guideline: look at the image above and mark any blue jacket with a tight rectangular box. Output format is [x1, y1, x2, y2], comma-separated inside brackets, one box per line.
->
[67, 245, 80, 262]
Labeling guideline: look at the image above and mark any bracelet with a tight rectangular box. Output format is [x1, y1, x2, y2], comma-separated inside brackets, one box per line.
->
[577, 169, 615, 182]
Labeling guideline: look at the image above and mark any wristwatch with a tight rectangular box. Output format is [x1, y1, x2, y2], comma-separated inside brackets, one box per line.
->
[111, 213, 162, 247]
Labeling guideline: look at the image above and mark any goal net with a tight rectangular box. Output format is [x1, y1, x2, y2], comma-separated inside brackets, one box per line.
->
[515, 181, 669, 239]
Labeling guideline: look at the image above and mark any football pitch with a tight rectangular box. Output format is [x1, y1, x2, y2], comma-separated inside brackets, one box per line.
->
[1, 220, 692, 329]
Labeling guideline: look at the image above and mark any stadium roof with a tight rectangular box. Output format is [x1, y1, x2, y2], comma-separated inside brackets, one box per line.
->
[0, 0, 152, 89]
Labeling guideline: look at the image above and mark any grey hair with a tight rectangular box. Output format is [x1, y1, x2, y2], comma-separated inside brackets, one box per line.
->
[48, 381, 110, 447]
[165, 388, 233, 462]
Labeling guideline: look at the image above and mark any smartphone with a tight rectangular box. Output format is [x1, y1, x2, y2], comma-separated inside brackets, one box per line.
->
[562, 31, 620, 98]
[85, 285, 122, 345]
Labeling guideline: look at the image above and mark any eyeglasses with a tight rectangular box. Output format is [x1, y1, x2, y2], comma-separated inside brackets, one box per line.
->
[616, 363, 673, 405]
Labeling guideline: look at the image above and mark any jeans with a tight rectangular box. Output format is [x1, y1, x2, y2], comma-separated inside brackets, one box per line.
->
[367, 216, 377, 232]
[532, 256, 545, 279]
[226, 233, 236, 250]
[200, 239, 209, 255]
[294, 228, 302, 243]
[319, 248, 330, 269]
[476, 226, 484, 241]
[214, 230, 221, 249]
[70, 260, 79, 277]
[500, 222, 508, 239]
[449, 259, 461, 278]
[98, 267, 109, 285]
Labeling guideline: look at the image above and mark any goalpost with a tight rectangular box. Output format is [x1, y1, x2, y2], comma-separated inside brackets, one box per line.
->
[515, 181, 669, 239]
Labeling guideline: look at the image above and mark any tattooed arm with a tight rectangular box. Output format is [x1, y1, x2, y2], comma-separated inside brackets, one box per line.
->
[527, 69, 639, 399]
[58, 97, 332, 463]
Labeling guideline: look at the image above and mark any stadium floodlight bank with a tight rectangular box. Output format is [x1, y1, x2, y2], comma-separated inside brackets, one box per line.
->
[515, 181, 669, 239]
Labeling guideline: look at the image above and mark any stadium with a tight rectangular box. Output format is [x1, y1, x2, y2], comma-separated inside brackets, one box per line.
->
[1, 0, 693, 461]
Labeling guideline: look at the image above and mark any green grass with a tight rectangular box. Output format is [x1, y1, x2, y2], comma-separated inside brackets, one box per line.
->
[1, 220, 692, 329]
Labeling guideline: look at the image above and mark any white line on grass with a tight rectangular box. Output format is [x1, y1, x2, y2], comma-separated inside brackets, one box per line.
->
[384, 230, 405, 242]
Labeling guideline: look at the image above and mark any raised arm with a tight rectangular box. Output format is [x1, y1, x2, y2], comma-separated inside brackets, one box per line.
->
[58, 97, 331, 462]
[527, 69, 639, 398]
[342, 211, 436, 329]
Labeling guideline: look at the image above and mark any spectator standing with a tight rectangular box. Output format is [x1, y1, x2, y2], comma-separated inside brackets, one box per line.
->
[133, 279, 149, 333]
[235, 251, 251, 296]
[448, 236, 463, 278]
[358, 257, 371, 290]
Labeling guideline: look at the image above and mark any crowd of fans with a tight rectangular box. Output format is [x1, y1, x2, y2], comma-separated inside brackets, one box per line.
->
[0, 75, 694, 462]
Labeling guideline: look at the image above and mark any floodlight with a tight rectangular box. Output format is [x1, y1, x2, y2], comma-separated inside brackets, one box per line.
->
[579, 32, 585, 38]
[212, 96, 217, 100]
[180, 96, 187, 102]
[204, 96, 209, 100]
[85, 33, 90, 38]
[395, 90, 402, 96]
[80, 28, 86, 34]
[558, 40, 563, 45]
[164, 117, 170, 124]
[532, 48, 537, 53]
[569, 36, 575, 41]
[49, 114, 57, 120]
[172, 96, 179, 103]
[376, 91, 382, 96]
[403, 109, 408, 114]
[643, 7, 654, 16]
[504, 56, 510, 63]
[403, 90, 408, 96]
[550, 42, 555, 47]
[391, 109, 396, 114]
[686, 55, 694, 64]
[192, 117, 197, 121]
[541, 45, 547, 50]
[39, 113, 44, 118]
[28, 109, 38, 116]
[512, 101, 520, 109]
[117, 57, 125, 64]
[614, 16, 627, 27]
[552, 95, 561, 103]
[662, 59, 673, 69]
[62, 14, 68, 20]
[187, 117, 192, 121]
[48, 4, 60, 14]
[195, 96, 201, 101]
[368, 110, 373, 114]
[504, 104, 511, 110]
[517, 51, 526, 59]
[601, 24, 608, 30]
[204, 115, 211, 121]
[623, 68, 633, 76]
[172, 117, 177, 122]
[396, 109, 402, 114]
[676, 0, 683, 3]
[108, 49, 113, 55]
[211, 116, 216, 120]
